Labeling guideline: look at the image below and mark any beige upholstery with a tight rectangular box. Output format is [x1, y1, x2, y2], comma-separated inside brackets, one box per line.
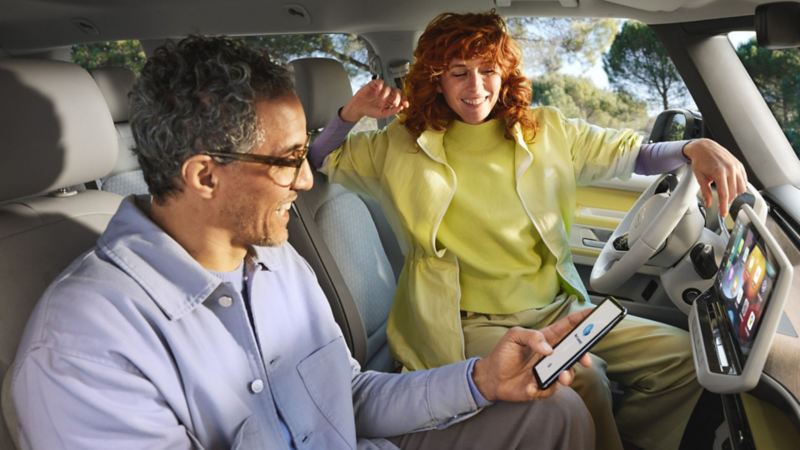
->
[0, 60, 118, 201]
[0, 58, 123, 449]
[290, 57, 353, 131]
[90, 67, 149, 195]
[89, 66, 136, 123]
[288, 57, 403, 372]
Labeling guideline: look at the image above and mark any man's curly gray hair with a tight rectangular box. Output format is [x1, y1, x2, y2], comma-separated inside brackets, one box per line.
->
[130, 35, 295, 201]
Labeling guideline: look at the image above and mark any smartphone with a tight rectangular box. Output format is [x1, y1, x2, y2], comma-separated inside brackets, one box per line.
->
[533, 296, 627, 389]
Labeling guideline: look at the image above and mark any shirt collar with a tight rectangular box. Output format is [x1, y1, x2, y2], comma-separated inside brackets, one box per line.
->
[251, 245, 283, 272]
[417, 120, 532, 164]
[97, 196, 280, 320]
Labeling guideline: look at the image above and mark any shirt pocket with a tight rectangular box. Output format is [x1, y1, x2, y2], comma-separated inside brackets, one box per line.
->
[297, 337, 356, 448]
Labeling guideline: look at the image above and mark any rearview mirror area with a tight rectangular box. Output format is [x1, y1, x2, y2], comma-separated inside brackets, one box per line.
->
[648, 109, 703, 143]
[756, 2, 800, 49]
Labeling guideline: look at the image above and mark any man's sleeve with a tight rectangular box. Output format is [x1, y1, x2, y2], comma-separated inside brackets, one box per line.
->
[349, 359, 481, 438]
[11, 347, 195, 450]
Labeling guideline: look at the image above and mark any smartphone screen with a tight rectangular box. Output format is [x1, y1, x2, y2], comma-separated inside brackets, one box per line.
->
[533, 297, 627, 389]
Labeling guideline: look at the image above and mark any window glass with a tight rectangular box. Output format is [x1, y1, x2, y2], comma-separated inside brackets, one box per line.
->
[245, 34, 377, 132]
[508, 18, 696, 138]
[729, 31, 800, 156]
[71, 40, 146, 73]
[71, 35, 378, 131]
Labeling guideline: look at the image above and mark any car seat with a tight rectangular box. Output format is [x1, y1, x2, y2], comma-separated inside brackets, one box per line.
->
[289, 57, 403, 372]
[0, 58, 123, 449]
[89, 66, 149, 196]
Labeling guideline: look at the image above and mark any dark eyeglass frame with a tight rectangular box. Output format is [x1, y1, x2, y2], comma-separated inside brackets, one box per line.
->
[204, 134, 311, 188]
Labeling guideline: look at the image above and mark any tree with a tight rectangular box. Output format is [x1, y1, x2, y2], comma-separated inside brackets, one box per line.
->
[71, 40, 147, 73]
[531, 74, 649, 133]
[245, 34, 371, 79]
[603, 21, 688, 110]
[736, 39, 800, 150]
[71, 34, 372, 82]
[507, 17, 619, 74]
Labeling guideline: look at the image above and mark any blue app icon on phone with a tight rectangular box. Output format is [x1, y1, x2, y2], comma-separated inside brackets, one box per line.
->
[582, 324, 594, 336]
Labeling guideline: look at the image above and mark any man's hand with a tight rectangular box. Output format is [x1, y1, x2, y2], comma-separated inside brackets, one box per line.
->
[471, 309, 593, 403]
[683, 138, 748, 217]
[339, 79, 409, 123]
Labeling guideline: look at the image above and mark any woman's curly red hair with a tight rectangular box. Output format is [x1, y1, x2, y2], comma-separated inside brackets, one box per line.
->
[402, 11, 536, 140]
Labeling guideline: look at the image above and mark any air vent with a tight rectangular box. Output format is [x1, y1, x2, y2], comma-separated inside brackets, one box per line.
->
[282, 4, 311, 25]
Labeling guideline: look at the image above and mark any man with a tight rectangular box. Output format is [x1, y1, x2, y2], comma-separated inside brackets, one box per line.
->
[9, 35, 594, 449]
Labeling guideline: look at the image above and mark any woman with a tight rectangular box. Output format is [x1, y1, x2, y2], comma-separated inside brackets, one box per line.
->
[309, 11, 746, 450]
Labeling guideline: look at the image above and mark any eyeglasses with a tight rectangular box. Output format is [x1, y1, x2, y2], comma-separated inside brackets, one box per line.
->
[204, 134, 310, 188]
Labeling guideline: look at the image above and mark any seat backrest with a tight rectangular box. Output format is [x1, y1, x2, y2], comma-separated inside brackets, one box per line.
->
[90, 66, 149, 196]
[288, 57, 403, 372]
[0, 58, 123, 449]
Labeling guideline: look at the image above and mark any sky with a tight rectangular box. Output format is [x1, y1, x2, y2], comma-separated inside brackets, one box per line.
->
[560, 31, 756, 90]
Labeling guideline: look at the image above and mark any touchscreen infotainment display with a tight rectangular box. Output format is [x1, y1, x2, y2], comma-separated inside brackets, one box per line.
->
[716, 220, 780, 361]
[690, 203, 792, 393]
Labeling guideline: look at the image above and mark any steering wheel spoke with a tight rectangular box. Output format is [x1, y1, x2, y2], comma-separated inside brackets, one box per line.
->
[590, 164, 699, 293]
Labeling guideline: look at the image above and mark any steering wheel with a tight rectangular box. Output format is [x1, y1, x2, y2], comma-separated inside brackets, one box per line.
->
[590, 164, 700, 293]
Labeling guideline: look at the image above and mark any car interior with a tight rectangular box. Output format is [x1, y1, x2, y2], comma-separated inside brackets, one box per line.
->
[1, 0, 800, 449]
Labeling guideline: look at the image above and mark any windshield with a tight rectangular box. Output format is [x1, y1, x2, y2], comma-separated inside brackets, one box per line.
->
[729, 31, 800, 158]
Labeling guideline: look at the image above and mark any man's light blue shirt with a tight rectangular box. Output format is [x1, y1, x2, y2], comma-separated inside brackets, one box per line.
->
[210, 259, 490, 449]
[9, 196, 484, 449]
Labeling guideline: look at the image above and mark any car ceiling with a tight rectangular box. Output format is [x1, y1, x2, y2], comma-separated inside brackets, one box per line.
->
[0, 0, 771, 53]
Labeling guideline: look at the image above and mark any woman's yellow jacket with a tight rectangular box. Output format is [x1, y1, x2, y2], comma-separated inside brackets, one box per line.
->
[320, 106, 642, 370]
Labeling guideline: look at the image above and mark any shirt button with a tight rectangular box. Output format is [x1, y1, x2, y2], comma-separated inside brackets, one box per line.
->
[249, 379, 264, 394]
[218, 296, 233, 308]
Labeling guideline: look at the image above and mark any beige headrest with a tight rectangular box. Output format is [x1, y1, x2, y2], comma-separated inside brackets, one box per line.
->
[90, 67, 139, 176]
[90, 67, 136, 123]
[289, 58, 354, 131]
[0, 59, 118, 202]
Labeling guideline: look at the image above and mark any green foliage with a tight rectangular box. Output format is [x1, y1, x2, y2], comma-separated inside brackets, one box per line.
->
[603, 21, 687, 110]
[661, 115, 688, 142]
[736, 39, 800, 151]
[244, 34, 371, 80]
[71, 40, 146, 73]
[71, 35, 372, 86]
[507, 17, 620, 73]
[531, 74, 649, 133]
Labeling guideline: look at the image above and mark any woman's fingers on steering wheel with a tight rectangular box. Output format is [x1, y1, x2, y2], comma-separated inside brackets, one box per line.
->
[717, 159, 749, 217]
[685, 138, 749, 217]
[696, 173, 714, 212]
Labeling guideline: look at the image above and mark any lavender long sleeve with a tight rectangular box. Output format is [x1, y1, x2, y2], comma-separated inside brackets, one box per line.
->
[308, 114, 691, 175]
[309, 114, 356, 168]
[635, 140, 691, 175]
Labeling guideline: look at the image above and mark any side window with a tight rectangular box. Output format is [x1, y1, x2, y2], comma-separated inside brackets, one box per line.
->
[245, 34, 378, 132]
[509, 18, 696, 138]
[71, 35, 379, 132]
[71, 40, 146, 73]
[730, 31, 800, 157]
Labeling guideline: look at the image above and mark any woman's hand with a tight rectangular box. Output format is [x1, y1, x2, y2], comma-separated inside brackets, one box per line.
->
[683, 138, 748, 217]
[339, 79, 408, 123]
